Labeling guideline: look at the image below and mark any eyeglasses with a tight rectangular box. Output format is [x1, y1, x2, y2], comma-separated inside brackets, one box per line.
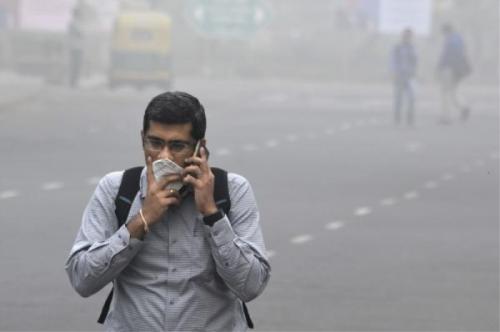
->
[143, 136, 195, 155]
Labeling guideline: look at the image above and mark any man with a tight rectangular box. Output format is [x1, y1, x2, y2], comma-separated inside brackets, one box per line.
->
[437, 23, 471, 124]
[390, 28, 417, 126]
[66, 91, 271, 331]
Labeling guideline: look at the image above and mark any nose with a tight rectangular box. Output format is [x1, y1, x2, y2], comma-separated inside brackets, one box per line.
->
[157, 145, 174, 161]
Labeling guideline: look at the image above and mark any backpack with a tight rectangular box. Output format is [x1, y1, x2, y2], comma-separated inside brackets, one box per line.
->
[97, 166, 254, 328]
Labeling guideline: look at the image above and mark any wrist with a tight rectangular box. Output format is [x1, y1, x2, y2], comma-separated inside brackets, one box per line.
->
[203, 209, 224, 227]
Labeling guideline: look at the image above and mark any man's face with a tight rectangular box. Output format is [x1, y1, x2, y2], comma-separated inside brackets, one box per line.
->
[142, 121, 196, 167]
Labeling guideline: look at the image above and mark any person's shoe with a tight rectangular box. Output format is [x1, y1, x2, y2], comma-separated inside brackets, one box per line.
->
[460, 107, 470, 122]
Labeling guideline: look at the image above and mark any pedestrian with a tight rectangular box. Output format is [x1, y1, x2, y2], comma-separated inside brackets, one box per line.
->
[390, 28, 418, 126]
[65, 91, 271, 331]
[436, 23, 472, 124]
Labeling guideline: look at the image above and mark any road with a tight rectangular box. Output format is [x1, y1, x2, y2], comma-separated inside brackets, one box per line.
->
[0, 77, 498, 331]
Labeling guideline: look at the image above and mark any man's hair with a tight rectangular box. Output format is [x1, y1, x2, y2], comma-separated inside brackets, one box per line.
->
[143, 91, 206, 140]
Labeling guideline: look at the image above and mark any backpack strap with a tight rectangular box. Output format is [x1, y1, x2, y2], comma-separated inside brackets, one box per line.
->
[115, 166, 144, 227]
[98, 166, 143, 324]
[211, 167, 231, 215]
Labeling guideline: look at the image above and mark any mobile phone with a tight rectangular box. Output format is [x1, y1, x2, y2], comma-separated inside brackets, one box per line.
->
[193, 140, 201, 158]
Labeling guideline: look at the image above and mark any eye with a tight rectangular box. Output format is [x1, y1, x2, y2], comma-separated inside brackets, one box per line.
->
[147, 138, 164, 149]
[169, 141, 188, 152]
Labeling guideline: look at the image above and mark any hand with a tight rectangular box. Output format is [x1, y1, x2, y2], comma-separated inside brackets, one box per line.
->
[183, 146, 218, 216]
[141, 156, 182, 225]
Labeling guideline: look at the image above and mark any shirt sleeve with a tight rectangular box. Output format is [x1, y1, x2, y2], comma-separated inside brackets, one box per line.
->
[65, 172, 144, 297]
[204, 173, 271, 302]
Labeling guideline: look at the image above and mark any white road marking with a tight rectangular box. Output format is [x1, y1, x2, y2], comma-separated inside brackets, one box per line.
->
[441, 173, 455, 181]
[423, 181, 438, 189]
[405, 141, 423, 153]
[290, 234, 313, 244]
[355, 119, 366, 127]
[325, 221, 344, 231]
[42, 182, 64, 191]
[324, 128, 336, 136]
[354, 206, 372, 217]
[265, 139, 279, 148]
[305, 132, 318, 140]
[266, 250, 276, 259]
[215, 148, 231, 156]
[460, 165, 471, 173]
[243, 144, 259, 152]
[380, 197, 397, 206]
[285, 134, 298, 142]
[86, 177, 101, 186]
[340, 122, 352, 131]
[474, 159, 485, 167]
[0, 190, 19, 200]
[403, 191, 419, 200]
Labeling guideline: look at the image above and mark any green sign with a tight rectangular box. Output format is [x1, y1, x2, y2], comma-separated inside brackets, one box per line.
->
[185, 0, 271, 39]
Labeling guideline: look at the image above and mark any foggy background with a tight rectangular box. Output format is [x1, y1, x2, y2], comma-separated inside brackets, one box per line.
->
[0, 0, 498, 331]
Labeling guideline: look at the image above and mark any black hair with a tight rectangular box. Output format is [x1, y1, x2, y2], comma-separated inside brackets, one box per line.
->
[142, 91, 206, 140]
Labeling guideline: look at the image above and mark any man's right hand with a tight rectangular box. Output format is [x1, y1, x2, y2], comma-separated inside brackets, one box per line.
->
[142, 156, 182, 224]
[127, 157, 181, 239]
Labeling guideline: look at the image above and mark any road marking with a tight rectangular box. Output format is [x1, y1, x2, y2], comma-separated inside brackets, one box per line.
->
[290, 234, 313, 244]
[86, 177, 100, 186]
[490, 152, 499, 160]
[354, 206, 372, 217]
[243, 144, 259, 152]
[265, 139, 279, 148]
[42, 182, 64, 191]
[325, 221, 344, 230]
[474, 159, 485, 167]
[405, 141, 423, 153]
[0, 190, 19, 200]
[324, 128, 336, 136]
[355, 119, 366, 127]
[285, 134, 298, 142]
[266, 250, 276, 259]
[305, 132, 318, 140]
[423, 181, 438, 189]
[380, 197, 397, 206]
[340, 122, 352, 131]
[215, 148, 231, 156]
[441, 173, 455, 181]
[403, 191, 419, 200]
[460, 165, 471, 173]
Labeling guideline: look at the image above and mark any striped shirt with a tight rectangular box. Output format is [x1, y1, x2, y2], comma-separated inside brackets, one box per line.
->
[65, 168, 271, 331]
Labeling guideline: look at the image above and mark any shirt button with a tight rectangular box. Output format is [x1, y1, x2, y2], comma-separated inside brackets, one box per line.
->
[169, 300, 175, 305]
[172, 268, 177, 272]
[171, 239, 177, 244]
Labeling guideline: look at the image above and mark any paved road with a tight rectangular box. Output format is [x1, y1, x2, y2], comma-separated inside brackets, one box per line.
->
[0, 78, 498, 331]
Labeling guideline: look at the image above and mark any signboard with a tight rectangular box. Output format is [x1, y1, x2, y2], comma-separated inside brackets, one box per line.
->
[378, 0, 432, 36]
[19, 0, 77, 32]
[185, 0, 271, 39]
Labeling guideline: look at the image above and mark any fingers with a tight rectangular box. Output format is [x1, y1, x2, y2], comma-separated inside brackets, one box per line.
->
[146, 156, 154, 187]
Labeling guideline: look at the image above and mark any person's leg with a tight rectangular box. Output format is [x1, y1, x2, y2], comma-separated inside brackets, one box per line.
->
[439, 70, 453, 124]
[453, 79, 470, 122]
[406, 80, 415, 126]
[394, 81, 403, 124]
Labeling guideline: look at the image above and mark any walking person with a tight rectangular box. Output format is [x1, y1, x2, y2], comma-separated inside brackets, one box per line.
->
[65, 91, 271, 331]
[390, 28, 418, 126]
[436, 23, 472, 124]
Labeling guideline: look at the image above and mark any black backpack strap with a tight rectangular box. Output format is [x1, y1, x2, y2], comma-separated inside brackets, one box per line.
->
[211, 167, 254, 329]
[97, 289, 114, 324]
[98, 166, 143, 324]
[211, 167, 231, 215]
[115, 166, 144, 227]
